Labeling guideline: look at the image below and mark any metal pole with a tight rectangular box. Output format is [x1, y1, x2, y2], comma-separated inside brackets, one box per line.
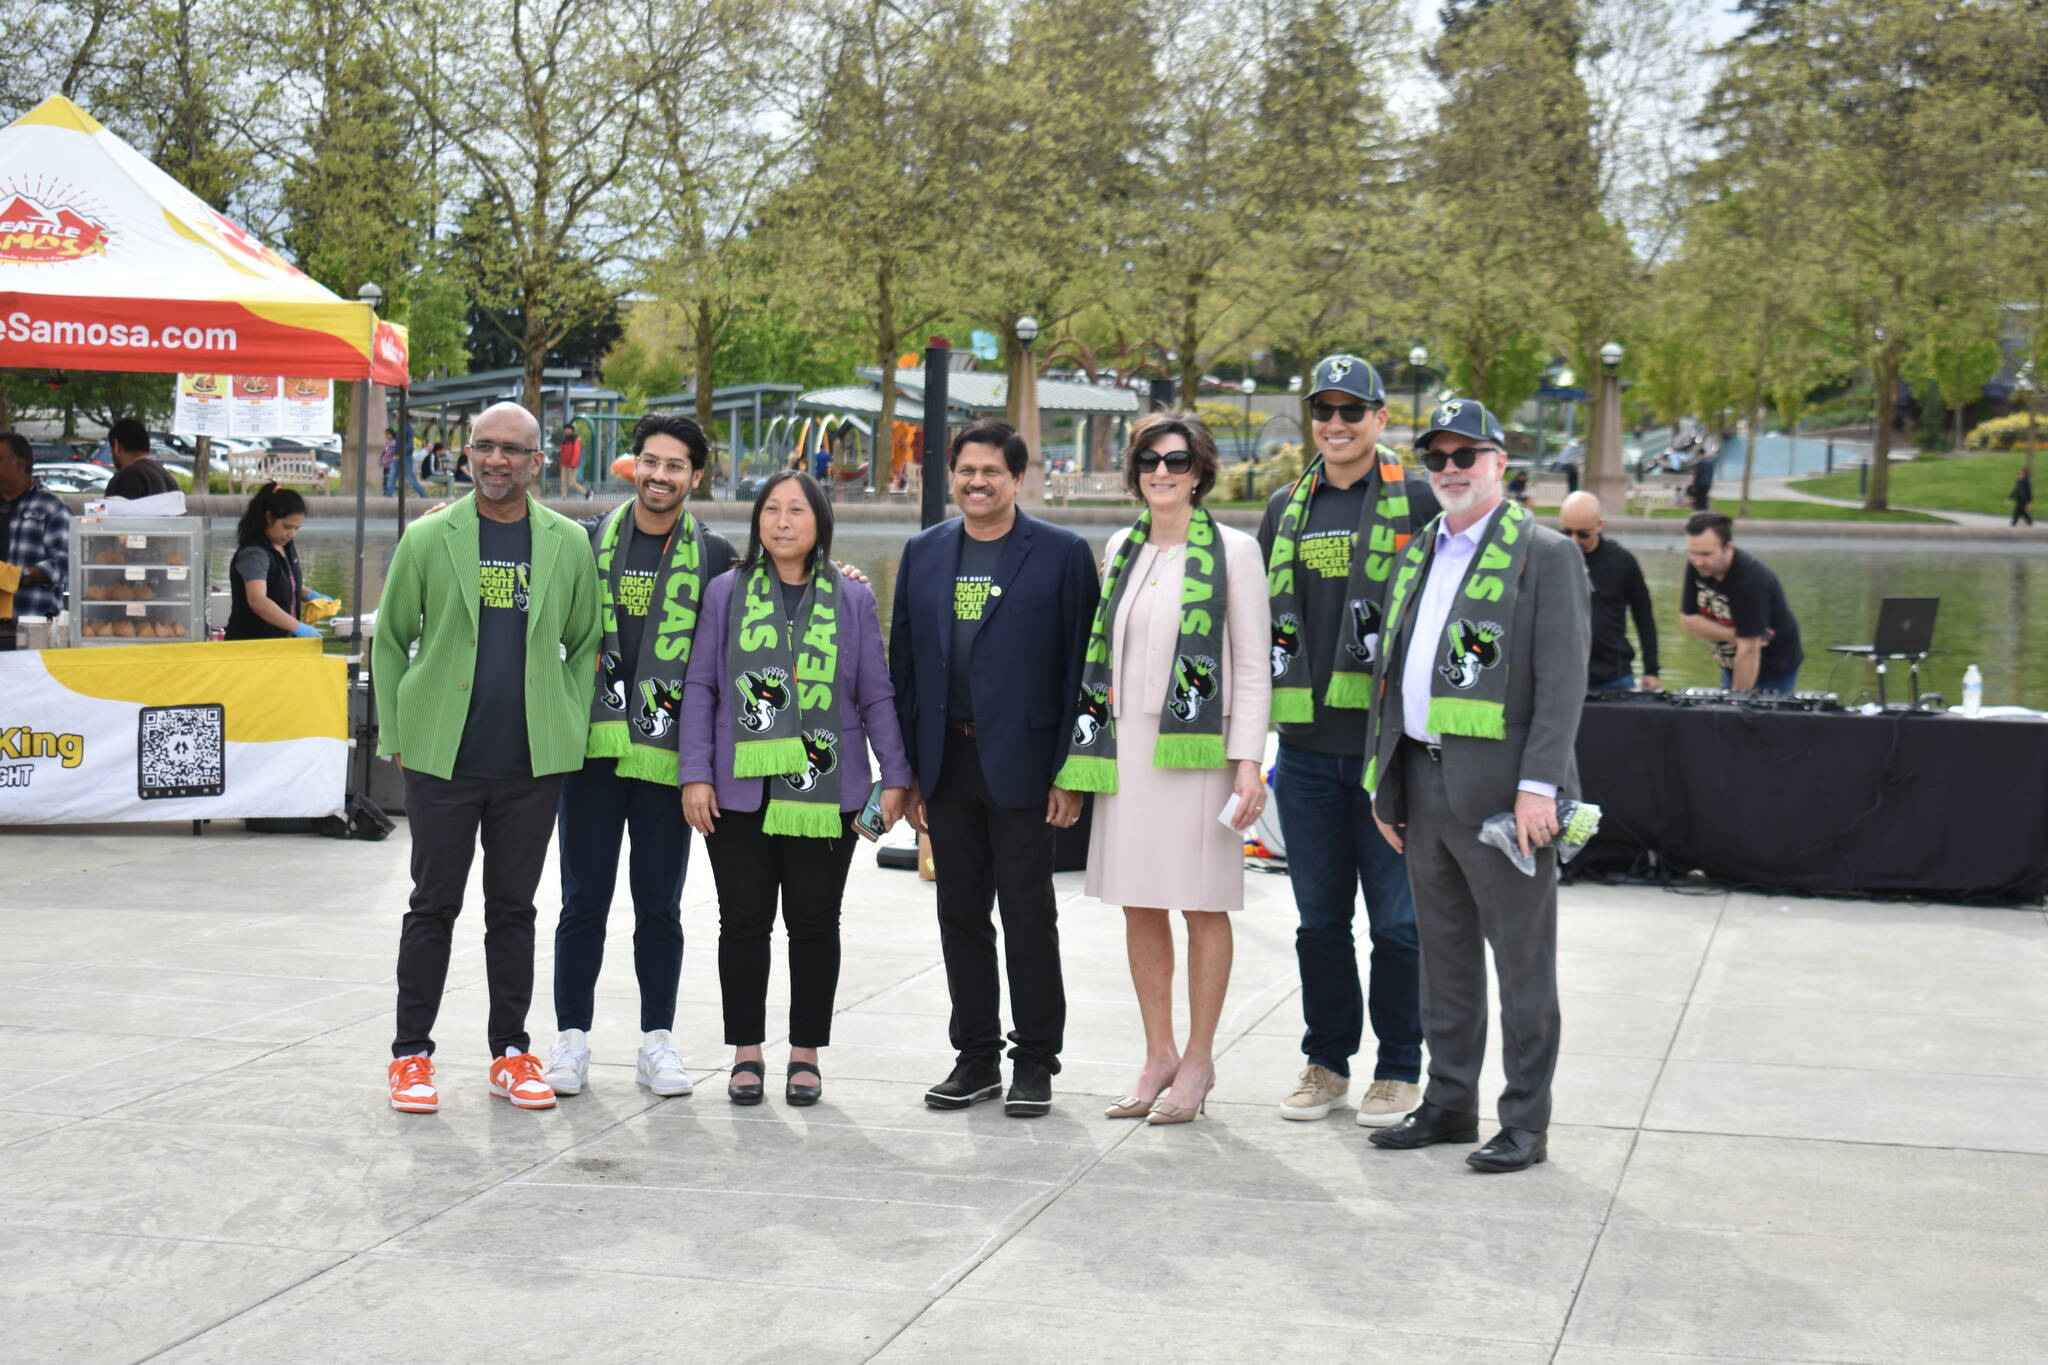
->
[1826, 439, 1834, 474]
[921, 340, 950, 529]
[350, 379, 369, 654]
[395, 394, 409, 533]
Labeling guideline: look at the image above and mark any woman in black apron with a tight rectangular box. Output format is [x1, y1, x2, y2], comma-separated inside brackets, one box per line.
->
[225, 483, 325, 639]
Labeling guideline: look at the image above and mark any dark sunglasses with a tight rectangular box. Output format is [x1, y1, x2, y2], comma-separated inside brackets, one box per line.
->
[1134, 450, 1195, 474]
[1565, 527, 1597, 540]
[1420, 446, 1498, 473]
[1311, 401, 1380, 423]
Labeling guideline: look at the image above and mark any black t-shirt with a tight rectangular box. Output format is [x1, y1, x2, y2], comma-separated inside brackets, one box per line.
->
[948, 530, 1008, 723]
[1582, 535, 1658, 684]
[1257, 471, 1441, 755]
[454, 514, 533, 779]
[105, 458, 178, 500]
[777, 574, 809, 629]
[602, 518, 733, 665]
[1682, 546, 1802, 677]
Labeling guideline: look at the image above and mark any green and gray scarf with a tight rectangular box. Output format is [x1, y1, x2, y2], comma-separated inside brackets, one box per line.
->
[1265, 446, 1415, 722]
[1053, 506, 1230, 793]
[1363, 501, 1535, 793]
[588, 503, 706, 784]
[727, 560, 845, 838]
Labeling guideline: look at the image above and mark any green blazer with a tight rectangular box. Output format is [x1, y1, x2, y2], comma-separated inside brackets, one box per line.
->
[372, 494, 601, 780]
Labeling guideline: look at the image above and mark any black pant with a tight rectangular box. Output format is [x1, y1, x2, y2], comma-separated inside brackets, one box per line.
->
[2014, 503, 2033, 527]
[553, 759, 690, 1033]
[704, 803, 858, 1047]
[924, 728, 1065, 1073]
[393, 768, 563, 1059]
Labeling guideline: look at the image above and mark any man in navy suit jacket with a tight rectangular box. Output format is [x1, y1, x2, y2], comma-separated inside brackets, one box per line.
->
[890, 419, 1098, 1118]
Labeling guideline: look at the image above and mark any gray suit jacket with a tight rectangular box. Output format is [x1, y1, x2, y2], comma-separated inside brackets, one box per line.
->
[1369, 516, 1591, 829]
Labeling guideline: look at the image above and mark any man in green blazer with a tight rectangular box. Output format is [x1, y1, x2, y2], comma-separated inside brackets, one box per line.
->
[374, 401, 602, 1115]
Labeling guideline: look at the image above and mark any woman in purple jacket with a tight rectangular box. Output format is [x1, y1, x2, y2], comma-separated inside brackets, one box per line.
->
[682, 471, 910, 1107]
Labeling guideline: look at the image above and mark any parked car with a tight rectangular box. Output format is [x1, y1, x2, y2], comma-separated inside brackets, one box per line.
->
[32, 461, 113, 493]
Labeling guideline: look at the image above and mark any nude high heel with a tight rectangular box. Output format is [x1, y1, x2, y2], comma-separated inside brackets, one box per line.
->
[1105, 1088, 1167, 1119]
[1146, 1082, 1213, 1125]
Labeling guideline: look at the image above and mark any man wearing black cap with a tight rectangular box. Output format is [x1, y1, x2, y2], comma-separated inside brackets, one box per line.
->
[1363, 398, 1589, 1173]
[1258, 354, 1439, 1128]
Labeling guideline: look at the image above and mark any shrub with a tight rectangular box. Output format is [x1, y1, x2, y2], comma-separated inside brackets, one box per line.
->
[1966, 412, 2047, 451]
[1214, 441, 1308, 502]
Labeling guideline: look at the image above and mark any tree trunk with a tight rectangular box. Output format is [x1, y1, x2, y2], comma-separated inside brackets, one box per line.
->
[193, 435, 211, 494]
[1738, 396, 1760, 517]
[1177, 293, 1201, 410]
[1297, 355, 1316, 445]
[874, 260, 898, 494]
[1864, 341, 1898, 511]
[694, 297, 717, 493]
[2026, 405, 2038, 484]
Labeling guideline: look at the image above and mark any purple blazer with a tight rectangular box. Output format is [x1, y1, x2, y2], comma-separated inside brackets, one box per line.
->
[680, 568, 913, 812]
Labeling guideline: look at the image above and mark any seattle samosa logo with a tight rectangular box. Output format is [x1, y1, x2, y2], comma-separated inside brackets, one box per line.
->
[0, 188, 111, 264]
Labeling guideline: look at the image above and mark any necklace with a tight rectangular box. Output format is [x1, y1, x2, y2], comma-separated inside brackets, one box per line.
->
[1147, 543, 1184, 586]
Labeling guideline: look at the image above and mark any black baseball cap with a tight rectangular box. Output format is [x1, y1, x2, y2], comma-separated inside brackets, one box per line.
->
[1414, 397, 1506, 449]
[1309, 354, 1385, 403]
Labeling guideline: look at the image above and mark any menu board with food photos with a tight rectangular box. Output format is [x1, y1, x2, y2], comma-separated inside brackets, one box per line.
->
[173, 373, 231, 437]
[172, 374, 335, 438]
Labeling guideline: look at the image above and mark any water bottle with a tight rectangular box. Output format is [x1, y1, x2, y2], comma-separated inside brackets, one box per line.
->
[1961, 664, 1983, 717]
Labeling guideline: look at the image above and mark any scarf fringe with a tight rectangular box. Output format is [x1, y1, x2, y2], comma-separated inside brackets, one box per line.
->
[587, 720, 631, 759]
[1270, 687, 1315, 724]
[1152, 732, 1226, 770]
[1053, 753, 1118, 792]
[1363, 754, 1381, 794]
[733, 736, 805, 778]
[1427, 696, 1506, 740]
[1322, 672, 1374, 710]
[762, 798, 846, 839]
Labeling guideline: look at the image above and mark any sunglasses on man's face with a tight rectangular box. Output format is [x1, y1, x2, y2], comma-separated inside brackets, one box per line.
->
[1420, 446, 1499, 473]
[1565, 527, 1597, 540]
[1311, 401, 1379, 424]
[1134, 449, 1195, 474]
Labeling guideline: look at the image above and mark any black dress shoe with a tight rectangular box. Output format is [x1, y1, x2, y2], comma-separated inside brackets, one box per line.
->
[1466, 1127, 1547, 1173]
[785, 1059, 822, 1107]
[727, 1059, 765, 1106]
[1005, 1061, 1053, 1117]
[1366, 1099, 1481, 1149]
[925, 1058, 1003, 1110]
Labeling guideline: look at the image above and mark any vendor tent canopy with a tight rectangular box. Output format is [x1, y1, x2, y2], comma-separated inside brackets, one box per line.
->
[0, 96, 407, 385]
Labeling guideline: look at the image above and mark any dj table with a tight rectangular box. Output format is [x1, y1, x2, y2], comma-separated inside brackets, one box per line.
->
[1571, 699, 2048, 904]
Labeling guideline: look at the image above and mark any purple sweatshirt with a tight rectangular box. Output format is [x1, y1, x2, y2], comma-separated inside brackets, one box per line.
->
[680, 568, 913, 812]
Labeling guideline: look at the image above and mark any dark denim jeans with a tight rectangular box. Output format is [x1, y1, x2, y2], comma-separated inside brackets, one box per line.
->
[1590, 673, 1636, 691]
[553, 758, 690, 1034]
[1273, 743, 1423, 1082]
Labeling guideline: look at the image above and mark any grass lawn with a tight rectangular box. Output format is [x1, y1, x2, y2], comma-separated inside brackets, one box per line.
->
[1791, 450, 2033, 516]
[1525, 500, 1945, 523]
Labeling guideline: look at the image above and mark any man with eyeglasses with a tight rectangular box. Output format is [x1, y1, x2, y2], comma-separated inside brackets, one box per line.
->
[1363, 398, 1589, 1173]
[374, 401, 602, 1115]
[1558, 491, 1658, 692]
[1257, 354, 1439, 1128]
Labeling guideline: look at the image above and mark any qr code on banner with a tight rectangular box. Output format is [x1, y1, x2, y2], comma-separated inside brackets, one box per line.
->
[138, 704, 225, 800]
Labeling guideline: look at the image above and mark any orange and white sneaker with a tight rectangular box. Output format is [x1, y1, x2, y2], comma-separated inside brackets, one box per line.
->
[388, 1054, 439, 1113]
[488, 1049, 557, 1109]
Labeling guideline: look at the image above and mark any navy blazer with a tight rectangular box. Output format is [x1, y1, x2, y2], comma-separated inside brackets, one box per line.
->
[889, 511, 1099, 809]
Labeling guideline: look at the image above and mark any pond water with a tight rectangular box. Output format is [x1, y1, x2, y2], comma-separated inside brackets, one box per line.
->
[243, 516, 2048, 711]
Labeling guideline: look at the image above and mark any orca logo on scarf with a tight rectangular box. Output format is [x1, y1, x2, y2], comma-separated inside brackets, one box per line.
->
[1072, 682, 1111, 747]
[1439, 619, 1504, 690]
[635, 679, 681, 738]
[734, 667, 792, 733]
[512, 563, 531, 612]
[1345, 597, 1384, 665]
[782, 729, 840, 792]
[1168, 655, 1220, 723]
[1271, 613, 1301, 678]
[598, 651, 629, 712]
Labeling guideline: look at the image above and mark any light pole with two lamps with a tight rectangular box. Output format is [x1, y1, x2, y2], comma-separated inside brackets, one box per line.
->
[1588, 340, 1625, 511]
[1012, 314, 1043, 502]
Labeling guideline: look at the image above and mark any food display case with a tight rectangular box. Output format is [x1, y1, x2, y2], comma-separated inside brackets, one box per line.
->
[67, 516, 208, 645]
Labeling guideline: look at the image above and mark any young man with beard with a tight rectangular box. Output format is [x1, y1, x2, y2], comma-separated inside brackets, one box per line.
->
[1363, 399, 1589, 1173]
[543, 414, 735, 1099]
[1257, 354, 1440, 1128]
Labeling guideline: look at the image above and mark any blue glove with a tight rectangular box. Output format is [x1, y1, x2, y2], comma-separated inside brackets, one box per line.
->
[307, 591, 334, 603]
[293, 623, 323, 639]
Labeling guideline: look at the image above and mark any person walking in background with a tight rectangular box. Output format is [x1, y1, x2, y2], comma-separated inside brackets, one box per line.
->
[1256, 354, 1439, 1129]
[1680, 511, 1803, 693]
[1056, 413, 1269, 1126]
[381, 426, 425, 497]
[681, 471, 909, 1107]
[224, 482, 332, 641]
[1558, 491, 1659, 691]
[890, 420, 1098, 1118]
[559, 425, 588, 499]
[543, 415, 735, 1101]
[373, 401, 601, 1115]
[2011, 469, 2033, 527]
[1364, 398, 1590, 1174]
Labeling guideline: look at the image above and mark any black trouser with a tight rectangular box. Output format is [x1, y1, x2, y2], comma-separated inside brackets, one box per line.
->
[704, 803, 858, 1048]
[553, 758, 690, 1033]
[392, 768, 564, 1059]
[923, 728, 1065, 1074]
[2014, 503, 2033, 527]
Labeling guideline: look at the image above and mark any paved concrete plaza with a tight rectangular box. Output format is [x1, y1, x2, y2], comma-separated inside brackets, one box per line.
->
[3, 820, 2045, 1363]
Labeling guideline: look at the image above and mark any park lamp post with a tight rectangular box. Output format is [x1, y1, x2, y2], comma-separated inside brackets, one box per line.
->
[1240, 375, 1256, 458]
[351, 280, 383, 646]
[1589, 340, 1625, 511]
[1408, 345, 1429, 442]
[1014, 314, 1043, 503]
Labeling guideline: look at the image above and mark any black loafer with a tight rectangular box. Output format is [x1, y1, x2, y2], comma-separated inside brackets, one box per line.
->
[786, 1059, 822, 1107]
[726, 1059, 765, 1106]
[1005, 1061, 1053, 1118]
[1466, 1127, 1547, 1173]
[1367, 1099, 1480, 1149]
[925, 1058, 1004, 1110]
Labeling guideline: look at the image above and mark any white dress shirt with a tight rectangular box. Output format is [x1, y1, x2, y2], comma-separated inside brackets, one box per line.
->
[1400, 504, 1555, 800]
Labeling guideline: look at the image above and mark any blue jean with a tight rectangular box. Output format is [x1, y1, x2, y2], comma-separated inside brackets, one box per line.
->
[1720, 666, 1800, 694]
[1273, 743, 1423, 1082]
[553, 758, 691, 1033]
[383, 459, 427, 497]
[1590, 674, 1636, 691]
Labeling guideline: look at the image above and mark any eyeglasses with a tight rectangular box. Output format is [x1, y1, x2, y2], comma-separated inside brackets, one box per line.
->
[1134, 450, 1195, 474]
[1311, 401, 1380, 423]
[1564, 527, 1597, 540]
[1420, 446, 1499, 473]
[468, 440, 538, 459]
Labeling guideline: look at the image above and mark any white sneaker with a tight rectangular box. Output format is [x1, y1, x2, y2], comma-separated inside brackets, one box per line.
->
[1279, 1065, 1348, 1121]
[637, 1030, 694, 1096]
[545, 1030, 590, 1096]
[1354, 1078, 1421, 1127]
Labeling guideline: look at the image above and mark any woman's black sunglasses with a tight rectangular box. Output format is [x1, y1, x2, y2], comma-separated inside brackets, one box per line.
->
[1134, 450, 1195, 474]
[1420, 446, 1499, 473]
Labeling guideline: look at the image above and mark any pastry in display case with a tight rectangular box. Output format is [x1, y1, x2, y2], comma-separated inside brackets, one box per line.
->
[67, 517, 209, 646]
